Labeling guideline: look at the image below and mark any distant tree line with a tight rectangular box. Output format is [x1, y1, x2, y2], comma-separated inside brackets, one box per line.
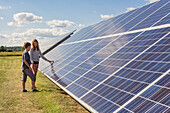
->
[0, 46, 24, 52]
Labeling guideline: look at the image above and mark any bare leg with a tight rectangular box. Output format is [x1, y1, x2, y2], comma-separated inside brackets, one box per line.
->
[34, 64, 38, 89]
[31, 64, 38, 89]
[31, 64, 36, 75]
[32, 81, 35, 89]
[34, 64, 39, 77]
[22, 81, 26, 90]
[31, 64, 36, 89]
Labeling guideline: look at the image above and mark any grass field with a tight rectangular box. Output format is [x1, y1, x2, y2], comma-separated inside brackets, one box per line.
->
[0, 56, 89, 113]
[0, 52, 22, 56]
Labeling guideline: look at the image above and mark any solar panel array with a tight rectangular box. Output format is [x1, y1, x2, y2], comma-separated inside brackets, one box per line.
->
[39, 0, 170, 112]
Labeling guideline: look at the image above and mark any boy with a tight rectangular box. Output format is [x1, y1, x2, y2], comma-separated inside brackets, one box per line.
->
[21, 42, 38, 92]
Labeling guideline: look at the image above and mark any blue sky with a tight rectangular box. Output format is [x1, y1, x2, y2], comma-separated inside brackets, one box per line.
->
[0, 0, 157, 46]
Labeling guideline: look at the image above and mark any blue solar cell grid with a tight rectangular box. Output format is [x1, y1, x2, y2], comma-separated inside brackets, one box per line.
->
[39, 0, 170, 112]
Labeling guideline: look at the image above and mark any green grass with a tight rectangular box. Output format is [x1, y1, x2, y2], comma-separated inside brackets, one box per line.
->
[0, 56, 89, 113]
[0, 52, 22, 56]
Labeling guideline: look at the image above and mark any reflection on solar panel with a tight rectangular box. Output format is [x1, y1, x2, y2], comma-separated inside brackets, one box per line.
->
[39, 0, 170, 112]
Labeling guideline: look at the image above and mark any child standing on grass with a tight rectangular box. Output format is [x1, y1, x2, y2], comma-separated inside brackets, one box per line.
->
[30, 39, 53, 89]
[21, 42, 38, 92]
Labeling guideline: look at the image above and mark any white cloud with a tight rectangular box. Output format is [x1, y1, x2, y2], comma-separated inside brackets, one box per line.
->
[126, 7, 136, 12]
[7, 22, 22, 27]
[6, 28, 69, 46]
[78, 24, 85, 27]
[14, 12, 43, 24]
[46, 20, 76, 27]
[46, 19, 85, 28]
[0, 5, 11, 10]
[11, 28, 69, 40]
[0, 34, 9, 38]
[3, 28, 69, 46]
[145, 0, 160, 3]
[0, 17, 3, 20]
[100, 14, 114, 19]
[8, 12, 43, 27]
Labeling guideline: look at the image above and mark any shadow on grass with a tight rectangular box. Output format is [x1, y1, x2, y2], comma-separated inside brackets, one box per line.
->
[26, 91, 41, 93]
[40, 88, 68, 95]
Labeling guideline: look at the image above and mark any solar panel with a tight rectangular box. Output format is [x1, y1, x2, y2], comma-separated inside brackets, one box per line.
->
[39, 0, 170, 112]
[63, 0, 169, 43]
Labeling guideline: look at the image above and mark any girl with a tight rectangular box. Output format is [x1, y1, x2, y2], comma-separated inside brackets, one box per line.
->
[30, 39, 53, 88]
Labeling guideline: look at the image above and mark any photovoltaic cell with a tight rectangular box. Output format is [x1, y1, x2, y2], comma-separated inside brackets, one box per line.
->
[61, 0, 169, 43]
[42, 33, 141, 88]
[80, 28, 169, 112]
[123, 33, 170, 113]
[154, 14, 170, 26]
[62, 1, 148, 43]
[39, 0, 170, 112]
[130, 1, 170, 31]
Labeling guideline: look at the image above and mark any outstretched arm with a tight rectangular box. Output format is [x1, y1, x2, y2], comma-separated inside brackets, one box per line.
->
[39, 50, 54, 63]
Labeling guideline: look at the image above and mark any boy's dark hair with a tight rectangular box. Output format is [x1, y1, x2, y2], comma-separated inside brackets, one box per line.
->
[24, 42, 31, 49]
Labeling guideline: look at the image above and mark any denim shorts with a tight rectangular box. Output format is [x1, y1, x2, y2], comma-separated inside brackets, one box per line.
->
[22, 69, 36, 82]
